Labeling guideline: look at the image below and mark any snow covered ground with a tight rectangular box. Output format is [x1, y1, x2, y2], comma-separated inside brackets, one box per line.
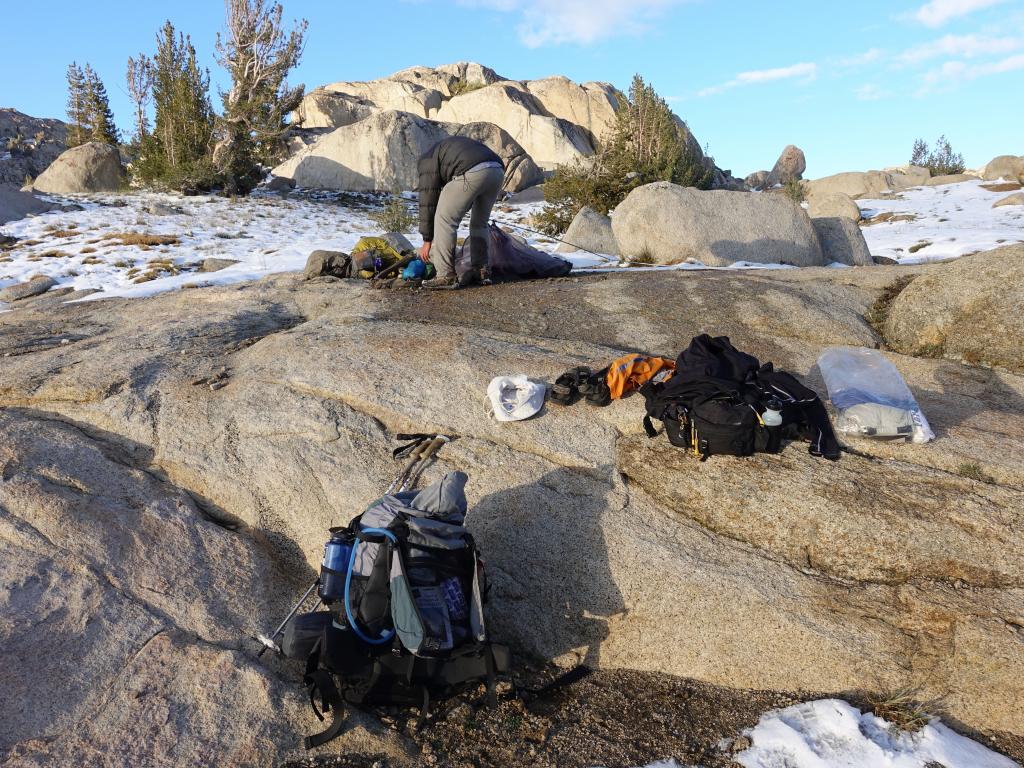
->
[859, 178, 1024, 264]
[1, 178, 1021, 306]
[624, 699, 1019, 768]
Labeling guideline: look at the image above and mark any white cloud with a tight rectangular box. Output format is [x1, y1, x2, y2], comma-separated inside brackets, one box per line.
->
[836, 48, 885, 68]
[457, 0, 689, 46]
[697, 62, 817, 97]
[855, 83, 886, 100]
[900, 33, 1023, 62]
[920, 51, 1024, 91]
[913, 0, 1008, 27]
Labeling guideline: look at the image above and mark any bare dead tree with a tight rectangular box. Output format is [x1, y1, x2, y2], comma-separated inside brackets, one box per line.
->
[126, 53, 155, 142]
[214, 0, 307, 195]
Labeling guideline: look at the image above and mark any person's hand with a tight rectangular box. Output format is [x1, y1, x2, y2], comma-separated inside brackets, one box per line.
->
[420, 241, 431, 262]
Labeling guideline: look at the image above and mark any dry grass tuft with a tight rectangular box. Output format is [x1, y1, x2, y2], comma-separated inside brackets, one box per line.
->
[957, 462, 994, 483]
[102, 232, 180, 247]
[867, 686, 945, 732]
[81, 256, 104, 265]
[79, 247, 97, 254]
[38, 250, 72, 259]
[629, 247, 657, 266]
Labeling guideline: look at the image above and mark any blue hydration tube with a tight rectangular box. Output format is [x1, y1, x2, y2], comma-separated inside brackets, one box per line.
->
[344, 527, 398, 645]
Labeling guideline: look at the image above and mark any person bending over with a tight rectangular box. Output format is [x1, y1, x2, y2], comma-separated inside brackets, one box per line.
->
[417, 137, 505, 288]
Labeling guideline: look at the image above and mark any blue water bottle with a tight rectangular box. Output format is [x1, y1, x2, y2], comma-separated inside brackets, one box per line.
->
[318, 535, 352, 604]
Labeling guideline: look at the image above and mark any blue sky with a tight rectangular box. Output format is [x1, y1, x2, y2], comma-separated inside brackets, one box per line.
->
[2, 0, 1021, 177]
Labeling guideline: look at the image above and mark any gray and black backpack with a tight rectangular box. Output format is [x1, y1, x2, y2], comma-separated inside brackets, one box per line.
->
[281, 472, 509, 749]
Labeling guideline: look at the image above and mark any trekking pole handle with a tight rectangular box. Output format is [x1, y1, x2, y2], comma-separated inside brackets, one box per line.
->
[401, 435, 450, 491]
[387, 438, 431, 494]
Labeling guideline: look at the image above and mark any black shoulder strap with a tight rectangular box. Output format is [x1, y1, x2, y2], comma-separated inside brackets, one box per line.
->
[303, 669, 346, 750]
[302, 636, 348, 749]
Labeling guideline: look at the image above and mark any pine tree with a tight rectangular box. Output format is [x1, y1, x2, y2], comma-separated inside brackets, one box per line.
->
[214, 0, 307, 195]
[65, 62, 89, 148]
[134, 21, 216, 189]
[910, 138, 928, 167]
[536, 74, 712, 235]
[126, 54, 155, 143]
[83, 64, 119, 146]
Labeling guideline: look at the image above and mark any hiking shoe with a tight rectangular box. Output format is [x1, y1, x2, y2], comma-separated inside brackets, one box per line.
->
[423, 274, 459, 290]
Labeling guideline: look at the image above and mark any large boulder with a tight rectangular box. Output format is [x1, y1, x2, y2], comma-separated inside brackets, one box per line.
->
[292, 88, 376, 129]
[435, 81, 595, 169]
[0, 275, 56, 302]
[453, 121, 544, 192]
[274, 110, 541, 193]
[744, 170, 769, 190]
[811, 216, 873, 266]
[522, 77, 620, 149]
[2, 264, 1024, 747]
[982, 155, 1024, 182]
[807, 191, 861, 221]
[391, 61, 505, 98]
[884, 244, 1024, 371]
[32, 141, 122, 194]
[883, 164, 930, 186]
[322, 78, 442, 118]
[993, 192, 1024, 208]
[611, 181, 824, 267]
[805, 168, 931, 201]
[765, 145, 806, 187]
[924, 173, 978, 186]
[0, 108, 68, 186]
[555, 206, 619, 256]
[274, 111, 447, 190]
[0, 182, 58, 224]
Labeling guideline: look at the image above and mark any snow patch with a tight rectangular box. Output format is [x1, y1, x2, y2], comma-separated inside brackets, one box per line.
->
[859, 179, 1024, 264]
[735, 699, 1018, 768]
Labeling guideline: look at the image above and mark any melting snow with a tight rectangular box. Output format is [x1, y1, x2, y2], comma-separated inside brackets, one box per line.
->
[858, 178, 1024, 264]
[1, 178, 1021, 305]
[734, 699, 1017, 768]
[621, 699, 1018, 768]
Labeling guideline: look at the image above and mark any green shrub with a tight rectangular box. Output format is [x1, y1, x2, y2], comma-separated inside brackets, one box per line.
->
[450, 79, 485, 97]
[536, 74, 712, 236]
[370, 194, 416, 233]
[782, 178, 806, 203]
[909, 135, 966, 177]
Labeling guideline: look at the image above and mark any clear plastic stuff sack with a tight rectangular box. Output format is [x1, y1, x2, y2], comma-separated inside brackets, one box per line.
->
[817, 346, 934, 443]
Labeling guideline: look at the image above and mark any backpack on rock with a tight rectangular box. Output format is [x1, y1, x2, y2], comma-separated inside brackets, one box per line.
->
[641, 335, 840, 461]
[281, 471, 509, 748]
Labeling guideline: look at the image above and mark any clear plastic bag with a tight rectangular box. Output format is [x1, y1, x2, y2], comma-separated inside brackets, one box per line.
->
[817, 347, 934, 443]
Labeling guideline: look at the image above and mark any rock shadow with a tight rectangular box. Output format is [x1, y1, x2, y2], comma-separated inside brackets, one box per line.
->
[708, 237, 823, 268]
[290, 155, 375, 191]
[468, 464, 625, 669]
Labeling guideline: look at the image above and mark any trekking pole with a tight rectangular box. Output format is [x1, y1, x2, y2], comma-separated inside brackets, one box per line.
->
[491, 219, 619, 264]
[371, 254, 414, 281]
[255, 578, 320, 657]
[402, 435, 450, 492]
[387, 436, 433, 494]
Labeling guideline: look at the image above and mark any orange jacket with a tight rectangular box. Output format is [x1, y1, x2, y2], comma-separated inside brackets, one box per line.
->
[606, 354, 675, 400]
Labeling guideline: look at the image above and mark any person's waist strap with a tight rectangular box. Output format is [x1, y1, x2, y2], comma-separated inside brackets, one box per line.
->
[464, 161, 504, 174]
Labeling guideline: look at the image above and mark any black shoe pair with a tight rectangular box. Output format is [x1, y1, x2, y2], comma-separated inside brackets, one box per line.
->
[550, 366, 611, 407]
